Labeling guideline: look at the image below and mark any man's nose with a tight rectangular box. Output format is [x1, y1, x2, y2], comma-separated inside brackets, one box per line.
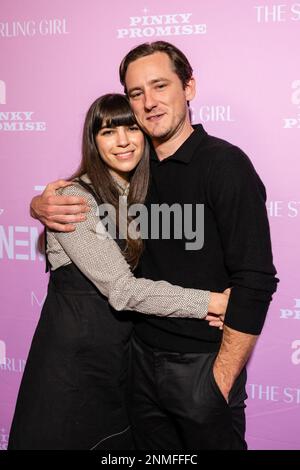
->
[144, 90, 157, 111]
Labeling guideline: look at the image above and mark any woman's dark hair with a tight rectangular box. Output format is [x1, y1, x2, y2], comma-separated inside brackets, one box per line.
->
[71, 93, 149, 269]
[119, 41, 193, 93]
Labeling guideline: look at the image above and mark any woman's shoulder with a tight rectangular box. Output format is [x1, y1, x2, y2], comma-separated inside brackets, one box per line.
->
[57, 175, 96, 203]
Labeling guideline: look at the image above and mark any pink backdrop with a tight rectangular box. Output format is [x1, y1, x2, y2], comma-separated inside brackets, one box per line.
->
[1, 0, 299, 450]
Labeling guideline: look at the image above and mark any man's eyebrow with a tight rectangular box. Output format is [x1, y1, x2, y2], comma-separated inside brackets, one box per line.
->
[127, 86, 143, 94]
[127, 78, 170, 94]
[149, 77, 169, 84]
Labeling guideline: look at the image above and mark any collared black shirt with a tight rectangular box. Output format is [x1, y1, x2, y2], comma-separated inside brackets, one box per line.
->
[134, 124, 278, 353]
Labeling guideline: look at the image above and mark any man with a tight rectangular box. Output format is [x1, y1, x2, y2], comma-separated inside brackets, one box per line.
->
[30, 41, 278, 450]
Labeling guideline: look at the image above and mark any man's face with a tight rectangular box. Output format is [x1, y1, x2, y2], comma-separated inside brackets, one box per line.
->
[125, 52, 195, 144]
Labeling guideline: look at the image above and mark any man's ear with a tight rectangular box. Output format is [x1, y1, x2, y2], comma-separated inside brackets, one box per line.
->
[185, 77, 196, 102]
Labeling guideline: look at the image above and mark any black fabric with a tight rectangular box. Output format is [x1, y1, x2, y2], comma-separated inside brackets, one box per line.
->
[8, 263, 134, 450]
[130, 334, 247, 450]
[134, 124, 278, 352]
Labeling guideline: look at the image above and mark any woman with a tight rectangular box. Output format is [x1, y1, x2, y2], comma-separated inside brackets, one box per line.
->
[8, 94, 228, 450]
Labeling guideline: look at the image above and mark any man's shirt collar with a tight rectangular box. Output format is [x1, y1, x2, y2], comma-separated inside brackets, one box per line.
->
[149, 124, 207, 164]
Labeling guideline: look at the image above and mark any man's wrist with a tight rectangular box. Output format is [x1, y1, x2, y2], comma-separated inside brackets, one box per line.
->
[213, 357, 235, 399]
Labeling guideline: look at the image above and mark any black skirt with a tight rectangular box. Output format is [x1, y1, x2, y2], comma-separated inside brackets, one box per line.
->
[8, 263, 134, 450]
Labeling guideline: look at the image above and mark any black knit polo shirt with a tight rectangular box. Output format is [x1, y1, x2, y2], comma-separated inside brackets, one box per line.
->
[134, 124, 278, 353]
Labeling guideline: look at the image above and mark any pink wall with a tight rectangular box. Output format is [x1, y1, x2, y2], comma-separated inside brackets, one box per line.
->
[1, 0, 299, 450]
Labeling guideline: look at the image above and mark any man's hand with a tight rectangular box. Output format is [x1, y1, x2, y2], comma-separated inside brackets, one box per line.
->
[30, 179, 89, 232]
[213, 325, 258, 402]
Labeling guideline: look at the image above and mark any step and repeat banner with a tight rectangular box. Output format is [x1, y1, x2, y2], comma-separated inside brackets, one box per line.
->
[0, 0, 299, 450]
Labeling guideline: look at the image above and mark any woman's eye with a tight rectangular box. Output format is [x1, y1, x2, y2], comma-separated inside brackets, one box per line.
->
[129, 126, 139, 131]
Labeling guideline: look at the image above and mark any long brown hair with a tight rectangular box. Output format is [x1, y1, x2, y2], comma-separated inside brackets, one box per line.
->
[119, 41, 193, 93]
[71, 93, 150, 269]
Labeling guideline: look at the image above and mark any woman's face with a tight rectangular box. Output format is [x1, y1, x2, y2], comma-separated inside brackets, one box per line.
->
[95, 124, 145, 182]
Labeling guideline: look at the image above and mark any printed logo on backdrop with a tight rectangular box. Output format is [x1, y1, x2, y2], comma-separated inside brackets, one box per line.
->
[0, 80, 6, 104]
[0, 225, 44, 261]
[283, 80, 300, 128]
[0, 81, 46, 132]
[280, 298, 300, 320]
[0, 428, 8, 450]
[0, 340, 26, 374]
[31, 291, 47, 308]
[266, 200, 300, 217]
[0, 340, 6, 366]
[0, 19, 69, 38]
[291, 339, 300, 365]
[248, 383, 300, 404]
[117, 8, 206, 39]
[190, 104, 235, 124]
[0, 356, 26, 373]
[255, 3, 300, 23]
[247, 338, 300, 404]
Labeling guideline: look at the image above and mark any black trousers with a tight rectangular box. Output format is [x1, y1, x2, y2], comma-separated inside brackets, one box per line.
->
[130, 334, 247, 450]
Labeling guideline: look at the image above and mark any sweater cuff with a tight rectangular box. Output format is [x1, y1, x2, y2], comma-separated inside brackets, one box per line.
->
[224, 287, 272, 335]
[187, 289, 210, 319]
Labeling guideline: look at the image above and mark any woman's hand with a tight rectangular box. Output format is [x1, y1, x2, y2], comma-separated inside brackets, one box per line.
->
[205, 313, 225, 330]
[205, 288, 231, 329]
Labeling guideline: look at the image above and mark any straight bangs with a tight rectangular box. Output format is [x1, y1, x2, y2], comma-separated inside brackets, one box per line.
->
[92, 94, 137, 136]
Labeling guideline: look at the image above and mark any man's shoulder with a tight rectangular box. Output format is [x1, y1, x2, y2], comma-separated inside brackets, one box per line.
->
[195, 134, 250, 171]
[199, 131, 244, 160]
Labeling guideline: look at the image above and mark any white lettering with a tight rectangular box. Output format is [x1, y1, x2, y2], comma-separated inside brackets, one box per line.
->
[0, 80, 6, 104]
[164, 14, 181, 25]
[0, 21, 36, 37]
[0, 19, 68, 38]
[266, 200, 283, 217]
[0, 121, 46, 131]
[283, 117, 300, 128]
[283, 387, 294, 403]
[118, 13, 206, 39]
[0, 226, 44, 261]
[291, 339, 300, 365]
[280, 308, 300, 320]
[0, 357, 26, 373]
[39, 19, 69, 35]
[291, 3, 300, 20]
[0, 226, 14, 259]
[280, 309, 294, 319]
[0, 340, 6, 366]
[248, 384, 280, 400]
[0, 111, 33, 121]
[255, 4, 287, 23]
[31, 292, 47, 307]
[117, 29, 128, 39]
[287, 201, 299, 217]
[179, 13, 192, 24]
[291, 79, 300, 105]
[181, 25, 194, 35]
[249, 384, 300, 403]
[129, 17, 142, 26]
[199, 105, 234, 122]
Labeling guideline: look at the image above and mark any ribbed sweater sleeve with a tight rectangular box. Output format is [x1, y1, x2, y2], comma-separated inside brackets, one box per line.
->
[207, 146, 279, 334]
